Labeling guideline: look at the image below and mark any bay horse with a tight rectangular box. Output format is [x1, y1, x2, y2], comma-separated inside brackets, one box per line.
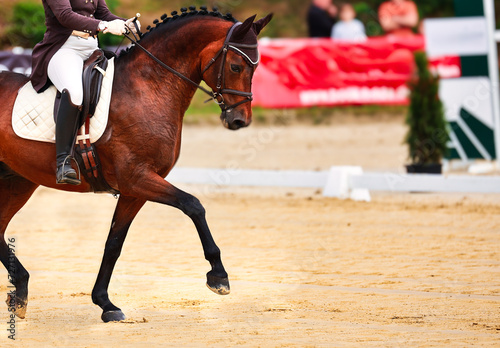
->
[0, 8, 272, 322]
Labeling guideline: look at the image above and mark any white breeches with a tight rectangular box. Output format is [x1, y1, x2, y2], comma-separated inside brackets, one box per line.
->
[47, 35, 98, 106]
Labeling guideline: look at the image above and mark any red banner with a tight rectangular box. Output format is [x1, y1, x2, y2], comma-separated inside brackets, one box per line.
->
[253, 35, 461, 108]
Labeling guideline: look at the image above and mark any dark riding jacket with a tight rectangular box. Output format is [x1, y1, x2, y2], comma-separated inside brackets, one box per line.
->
[31, 0, 123, 93]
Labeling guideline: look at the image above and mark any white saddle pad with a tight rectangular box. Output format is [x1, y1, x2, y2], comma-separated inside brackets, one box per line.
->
[12, 57, 115, 144]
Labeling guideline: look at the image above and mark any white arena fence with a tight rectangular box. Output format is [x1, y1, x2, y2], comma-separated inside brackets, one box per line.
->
[167, 166, 500, 202]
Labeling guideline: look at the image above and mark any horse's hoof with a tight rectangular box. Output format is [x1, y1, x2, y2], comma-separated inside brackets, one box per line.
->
[206, 273, 230, 295]
[6, 294, 27, 319]
[101, 310, 126, 323]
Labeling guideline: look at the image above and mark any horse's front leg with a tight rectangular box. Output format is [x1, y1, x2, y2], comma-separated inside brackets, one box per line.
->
[125, 173, 230, 296]
[0, 173, 38, 319]
[92, 195, 146, 322]
[169, 185, 230, 295]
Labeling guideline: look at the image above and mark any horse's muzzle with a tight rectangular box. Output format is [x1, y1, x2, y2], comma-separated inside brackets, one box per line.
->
[221, 111, 251, 130]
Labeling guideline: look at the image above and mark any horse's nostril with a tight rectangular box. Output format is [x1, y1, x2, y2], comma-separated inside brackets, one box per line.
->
[234, 119, 246, 127]
[230, 119, 246, 129]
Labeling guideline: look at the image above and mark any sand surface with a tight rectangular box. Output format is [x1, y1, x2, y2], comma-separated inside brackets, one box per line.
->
[1, 122, 499, 347]
[177, 120, 409, 172]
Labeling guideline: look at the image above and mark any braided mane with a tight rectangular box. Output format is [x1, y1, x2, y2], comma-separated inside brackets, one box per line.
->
[144, 6, 236, 37]
[119, 6, 237, 56]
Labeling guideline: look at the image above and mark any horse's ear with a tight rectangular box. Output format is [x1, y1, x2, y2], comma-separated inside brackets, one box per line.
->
[253, 13, 273, 36]
[232, 14, 257, 41]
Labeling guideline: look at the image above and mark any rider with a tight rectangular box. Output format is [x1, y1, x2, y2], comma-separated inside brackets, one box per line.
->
[30, 0, 139, 185]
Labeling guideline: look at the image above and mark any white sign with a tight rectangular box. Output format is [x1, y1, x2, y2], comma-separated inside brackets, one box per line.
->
[439, 77, 493, 127]
[439, 77, 495, 161]
[424, 17, 489, 58]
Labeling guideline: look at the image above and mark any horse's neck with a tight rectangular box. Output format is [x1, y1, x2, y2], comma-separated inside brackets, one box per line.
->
[114, 20, 229, 118]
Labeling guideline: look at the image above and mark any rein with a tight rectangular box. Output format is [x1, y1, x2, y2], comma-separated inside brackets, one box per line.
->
[123, 21, 258, 113]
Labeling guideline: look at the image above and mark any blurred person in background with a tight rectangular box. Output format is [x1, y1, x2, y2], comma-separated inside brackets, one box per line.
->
[308, 0, 338, 38]
[331, 3, 366, 41]
[378, 0, 419, 37]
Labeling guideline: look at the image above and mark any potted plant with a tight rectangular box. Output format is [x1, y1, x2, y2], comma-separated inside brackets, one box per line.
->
[404, 51, 448, 174]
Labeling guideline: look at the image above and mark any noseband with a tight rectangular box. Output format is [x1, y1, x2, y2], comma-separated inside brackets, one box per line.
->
[124, 22, 258, 113]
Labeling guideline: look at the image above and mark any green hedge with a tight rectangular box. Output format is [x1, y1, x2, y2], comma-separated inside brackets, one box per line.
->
[405, 51, 449, 164]
[6, 2, 46, 48]
[5, 0, 124, 48]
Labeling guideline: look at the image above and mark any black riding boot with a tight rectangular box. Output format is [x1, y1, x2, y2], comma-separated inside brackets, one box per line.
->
[55, 89, 81, 185]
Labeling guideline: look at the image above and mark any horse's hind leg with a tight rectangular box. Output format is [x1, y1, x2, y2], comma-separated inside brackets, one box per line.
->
[92, 195, 146, 322]
[0, 164, 39, 318]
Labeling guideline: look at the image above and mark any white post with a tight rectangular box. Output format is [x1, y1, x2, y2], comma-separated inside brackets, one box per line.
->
[484, 0, 500, 165]
[323, 166, 371, 202]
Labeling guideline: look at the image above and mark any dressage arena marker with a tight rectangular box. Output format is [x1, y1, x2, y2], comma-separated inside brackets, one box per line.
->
[167, 166, 500, 201]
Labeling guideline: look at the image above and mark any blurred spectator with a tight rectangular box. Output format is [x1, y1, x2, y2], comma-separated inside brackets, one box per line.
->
[308, 0, 338, 38]
[379, 0, 419, 36]
[331, 3, 366, 41]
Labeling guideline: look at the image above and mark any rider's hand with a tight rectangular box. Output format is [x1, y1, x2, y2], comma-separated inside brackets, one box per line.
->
[125, 17, 141, 34]
[103, 19, 126, 36]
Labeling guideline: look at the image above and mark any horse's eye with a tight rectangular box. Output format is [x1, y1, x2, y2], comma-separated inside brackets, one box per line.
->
[230, 64, 242, 73]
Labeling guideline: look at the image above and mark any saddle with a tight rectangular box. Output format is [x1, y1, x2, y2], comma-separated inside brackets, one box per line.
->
[83, 49, 109, 121]
[54, 49, 119, 195]
[53, 49, 110, 125]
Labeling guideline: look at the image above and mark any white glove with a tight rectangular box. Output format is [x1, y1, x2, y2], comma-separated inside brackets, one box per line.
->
[125, 17, 141, 34]
[103, 19, 126, 35]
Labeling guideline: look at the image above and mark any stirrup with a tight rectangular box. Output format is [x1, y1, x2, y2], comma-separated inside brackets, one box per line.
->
[56, 155, 81, 185]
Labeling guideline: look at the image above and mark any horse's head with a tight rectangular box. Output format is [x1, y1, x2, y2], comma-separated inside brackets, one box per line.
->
[201, 14, 273, 130]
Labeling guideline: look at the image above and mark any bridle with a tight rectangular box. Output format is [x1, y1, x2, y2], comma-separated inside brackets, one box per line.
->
[123, 21, 258, 113]
[201, 22, 258, 112]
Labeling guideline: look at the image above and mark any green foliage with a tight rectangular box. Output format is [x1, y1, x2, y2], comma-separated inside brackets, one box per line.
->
[352, 0, 455, 36]
[6, 2, 45, 48]
[404, 51, 449, 164]
[97, 0, 125, 47]
[4, 0, 126, 48]
[98, 32, 126, 48]
[420, 0, 455, 17]
[106, 0, 120, 11]
[353, 2, 383, 36]
[1, 0, 496, 43]
[358, 0, 455, 19]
